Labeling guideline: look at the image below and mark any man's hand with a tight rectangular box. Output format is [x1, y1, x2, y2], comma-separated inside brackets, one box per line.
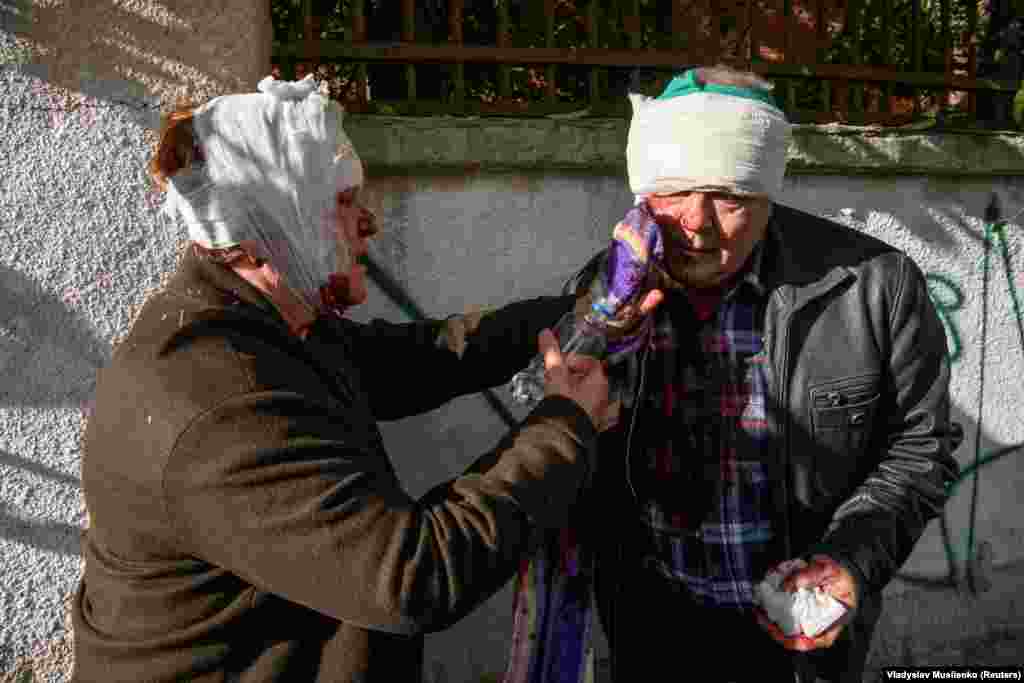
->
[576, 288, 665, 340]
[538, 328, 615, 431]
[617, 287, 665, 329]
[754, 554, 858, 651]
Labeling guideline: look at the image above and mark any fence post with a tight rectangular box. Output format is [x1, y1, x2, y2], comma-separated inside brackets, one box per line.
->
[587, 0, 601, 108]
[351, 0, 369, 104]
[545, 0, 557, 104]
[848, 0, 862, 115]
[625, 0, 642, 51]
[966, 0, 978, 119]
[880, 0, 892, 114]
[498, 0, 511, 102]
[449, 0, 465, 111]
[911, 0, 922, 116]
[301, 0, 319, 83]
[819, 0, 833, 116]
[941, 0, 952, 112]
[401, 0, 416, 103]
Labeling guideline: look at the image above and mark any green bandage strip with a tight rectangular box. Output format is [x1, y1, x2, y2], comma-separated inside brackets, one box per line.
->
[656, 69, 782, 110]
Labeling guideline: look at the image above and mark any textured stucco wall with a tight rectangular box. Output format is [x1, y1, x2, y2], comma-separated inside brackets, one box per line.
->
[0, 1, 271, 680]
[3, 2, 1024, 679]
[353, 173, 1024, 681]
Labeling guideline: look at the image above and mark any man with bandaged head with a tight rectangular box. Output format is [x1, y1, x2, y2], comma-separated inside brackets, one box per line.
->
[71, 75, 661, 682]
[505, 65, 961, 683]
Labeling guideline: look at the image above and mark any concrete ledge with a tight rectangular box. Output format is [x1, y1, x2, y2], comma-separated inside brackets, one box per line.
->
[344, 115, 1024, 177]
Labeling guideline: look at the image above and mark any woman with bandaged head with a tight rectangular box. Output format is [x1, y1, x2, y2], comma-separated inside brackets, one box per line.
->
[71, 76, 660, 682]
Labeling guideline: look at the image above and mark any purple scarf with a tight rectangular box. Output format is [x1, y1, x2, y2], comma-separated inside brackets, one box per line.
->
[504, 203, 664, 683]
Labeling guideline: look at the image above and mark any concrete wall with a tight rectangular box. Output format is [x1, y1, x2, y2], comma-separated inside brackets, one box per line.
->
[355, 173, 1024, 682]
[1, 1, 271, 680]
[3, 2, 1024, 681]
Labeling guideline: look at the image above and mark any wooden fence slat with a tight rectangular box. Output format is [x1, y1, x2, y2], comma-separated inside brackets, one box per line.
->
[776, 0, 793, 115]
[881, 0, 892, 113]
[302, 0, 315, 76]
[748, 0, 758, 65]
[271, 43, 1019, 91]
[966, 0, 978, 117]
[545, 0, 556, 103]
[941, 0, 951, 108]
[624, 0, 642, 51]
[912, 0, 923, 83]
[449, 0, 465, 110]
[783, 0, 792, 65]
[817, 0, 831, 115]
[672, 0, 685, 50]
[351, 0, 368, 105]
[498, 0, 511, 101]
[587, 0, 601, 107]
[401, 0, 416, 101]
[849, 0, 862, 114]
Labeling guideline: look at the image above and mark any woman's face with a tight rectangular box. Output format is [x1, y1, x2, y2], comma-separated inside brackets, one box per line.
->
[333, 187, 378, 307]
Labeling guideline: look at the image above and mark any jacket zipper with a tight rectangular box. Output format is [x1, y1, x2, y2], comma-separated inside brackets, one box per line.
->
[814, 384, 876, 408]
[774, 298, 795, 564]
[773, 296, 804, 683]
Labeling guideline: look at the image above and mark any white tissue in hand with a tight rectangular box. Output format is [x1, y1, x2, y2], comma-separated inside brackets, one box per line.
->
[754, 559, 848, 638]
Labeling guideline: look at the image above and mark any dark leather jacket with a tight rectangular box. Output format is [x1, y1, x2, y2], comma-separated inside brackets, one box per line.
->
[568, 203, 962, 682]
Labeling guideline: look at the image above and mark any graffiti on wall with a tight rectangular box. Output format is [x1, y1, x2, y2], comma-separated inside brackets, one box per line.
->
[921, 204, 1024, 591]
[926, 214, 1024, 367]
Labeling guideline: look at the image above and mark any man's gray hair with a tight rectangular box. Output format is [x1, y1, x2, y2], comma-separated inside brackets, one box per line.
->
[692, 65, 775, 92]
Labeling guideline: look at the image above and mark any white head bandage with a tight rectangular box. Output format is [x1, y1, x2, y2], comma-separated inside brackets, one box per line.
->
[626, 69, 792, 198]
[163, 74, 364, 313]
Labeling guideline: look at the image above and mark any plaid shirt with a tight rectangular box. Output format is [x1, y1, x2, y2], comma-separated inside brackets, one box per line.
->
[632, 243, 777, 611]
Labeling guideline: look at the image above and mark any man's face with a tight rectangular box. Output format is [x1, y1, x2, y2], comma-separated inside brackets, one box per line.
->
[645, 191, 772, 289]
[333, 187, 377, 307]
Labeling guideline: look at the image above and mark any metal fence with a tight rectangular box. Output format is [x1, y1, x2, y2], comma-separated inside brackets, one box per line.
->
[270, 0, 1023, 127]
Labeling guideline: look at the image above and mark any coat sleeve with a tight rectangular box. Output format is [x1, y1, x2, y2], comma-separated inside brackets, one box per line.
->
[162, 388, 596, 635]
[333, 295, 576, 421]
[808, 253, 962, 595]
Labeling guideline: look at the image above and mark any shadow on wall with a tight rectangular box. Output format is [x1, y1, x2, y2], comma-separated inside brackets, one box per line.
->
[0, 263, 110, 408]
[0, 264, 110, 557]
[893, 403, 1022, 590]
[2, 0, 268, 116]
[0, 455, 82, 557]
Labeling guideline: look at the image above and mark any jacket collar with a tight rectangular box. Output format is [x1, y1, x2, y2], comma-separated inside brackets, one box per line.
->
[760, 203, 856, 312]
[166, 245, 291, 331]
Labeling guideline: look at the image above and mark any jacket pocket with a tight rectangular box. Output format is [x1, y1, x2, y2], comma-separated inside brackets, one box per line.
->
[809, 376, 881, 500]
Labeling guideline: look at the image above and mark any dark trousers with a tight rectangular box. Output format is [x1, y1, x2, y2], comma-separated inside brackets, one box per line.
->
[604, 566, 798, 682]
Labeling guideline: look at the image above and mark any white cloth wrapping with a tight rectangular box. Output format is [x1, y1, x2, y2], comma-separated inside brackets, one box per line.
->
[162, 74, 364, 313]
[626, 89, 792, 198]
[754, 559, 849, 638]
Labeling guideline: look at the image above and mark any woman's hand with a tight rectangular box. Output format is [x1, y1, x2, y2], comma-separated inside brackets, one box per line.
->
[538, 329, 616, 431]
